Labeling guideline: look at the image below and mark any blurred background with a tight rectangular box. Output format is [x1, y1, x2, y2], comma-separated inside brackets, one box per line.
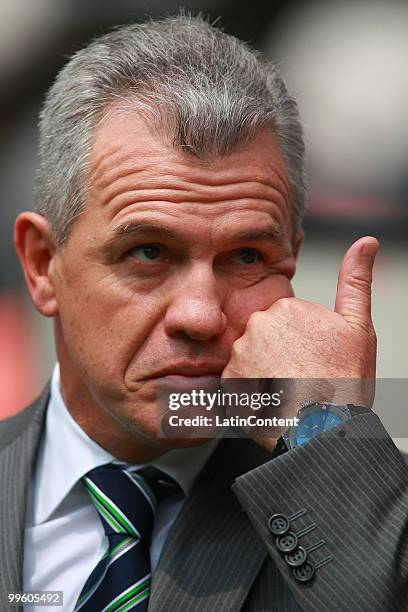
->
[1, 1, 407, 433]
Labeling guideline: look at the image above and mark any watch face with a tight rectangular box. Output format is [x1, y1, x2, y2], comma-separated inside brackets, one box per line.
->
[295, 411, 343, 446]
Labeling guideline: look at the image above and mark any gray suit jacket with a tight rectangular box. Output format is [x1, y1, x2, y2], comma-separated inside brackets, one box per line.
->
[1, 386, 408, 612]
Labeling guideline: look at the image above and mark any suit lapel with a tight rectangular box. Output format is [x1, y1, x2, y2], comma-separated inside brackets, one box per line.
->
[149, 436, 273, 612]
[0, 388, 48, 602]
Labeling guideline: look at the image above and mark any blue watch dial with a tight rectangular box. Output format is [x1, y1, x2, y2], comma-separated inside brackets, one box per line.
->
[295, 411, 343, 446]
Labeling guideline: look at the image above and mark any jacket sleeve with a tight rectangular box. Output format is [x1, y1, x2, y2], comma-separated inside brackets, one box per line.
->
[232, 412, 408, 612]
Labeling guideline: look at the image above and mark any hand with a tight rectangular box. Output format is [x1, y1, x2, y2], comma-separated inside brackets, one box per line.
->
[221, 237, 379, 449]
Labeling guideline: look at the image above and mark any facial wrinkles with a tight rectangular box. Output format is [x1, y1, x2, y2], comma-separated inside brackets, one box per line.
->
[85, 116, 295, 295]
[108, 207, 290, 253]
[89, 145, 291, 219]
[91, 138, 290, 192]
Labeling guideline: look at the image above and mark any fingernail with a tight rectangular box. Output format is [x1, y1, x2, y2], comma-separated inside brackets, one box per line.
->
[362, 239, 379, 258]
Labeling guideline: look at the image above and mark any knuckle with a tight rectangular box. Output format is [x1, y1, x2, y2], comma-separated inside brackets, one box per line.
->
[247, 310, 264, 327]
[271, 297, 295, 315]
[276, 296, 309, 312]
[276, 297, 292, 309]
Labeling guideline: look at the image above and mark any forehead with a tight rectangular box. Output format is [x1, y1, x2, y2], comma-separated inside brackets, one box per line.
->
[86, 109, 292, 235]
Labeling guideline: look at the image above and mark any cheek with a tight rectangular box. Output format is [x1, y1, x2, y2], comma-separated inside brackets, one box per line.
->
[224, 275, 294, 335]
[56, 271, 166, 382]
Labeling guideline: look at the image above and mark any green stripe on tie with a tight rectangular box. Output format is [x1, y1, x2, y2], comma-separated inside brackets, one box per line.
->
[115, 588, 150, 612]
[89, 491, 124, 534]
[103, 577, 151, 612]
[85, 479, 140, 537]
[75, 539, 138, 608]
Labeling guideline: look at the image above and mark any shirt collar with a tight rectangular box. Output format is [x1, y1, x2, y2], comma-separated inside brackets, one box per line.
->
[33, 363, 219, 525]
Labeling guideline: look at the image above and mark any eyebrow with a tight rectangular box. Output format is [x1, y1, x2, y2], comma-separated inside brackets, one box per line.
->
[108, 222, 182, 244]
[107, 220, 286, 247]
[226, 225, 286, 246]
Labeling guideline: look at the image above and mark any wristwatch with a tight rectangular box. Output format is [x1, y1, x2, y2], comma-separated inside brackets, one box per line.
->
[273, 402, 371, 456]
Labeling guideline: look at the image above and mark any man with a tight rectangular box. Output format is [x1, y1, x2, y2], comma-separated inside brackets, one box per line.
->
[1, 14, 407, 612]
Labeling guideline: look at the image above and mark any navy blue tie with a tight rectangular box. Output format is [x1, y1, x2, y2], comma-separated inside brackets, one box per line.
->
[75, 463, 174, 612]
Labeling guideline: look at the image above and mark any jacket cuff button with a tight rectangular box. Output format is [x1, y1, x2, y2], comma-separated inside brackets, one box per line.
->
[268, 514, 290, 535]
[285, 546, 307, 567]
[292, 562, 315, 583]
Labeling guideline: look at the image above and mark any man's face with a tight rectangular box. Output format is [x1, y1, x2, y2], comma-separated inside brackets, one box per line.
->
[50, 111, 301, 452]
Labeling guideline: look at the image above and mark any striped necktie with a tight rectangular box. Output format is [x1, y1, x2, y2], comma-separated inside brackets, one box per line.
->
[75, 463, 173, 612]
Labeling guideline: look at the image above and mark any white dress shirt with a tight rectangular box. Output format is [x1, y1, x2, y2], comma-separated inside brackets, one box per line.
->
[23, 364, 218, 611]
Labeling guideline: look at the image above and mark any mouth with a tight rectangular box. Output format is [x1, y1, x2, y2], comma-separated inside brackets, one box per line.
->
[148, 362, 225, 377]
[145, 363, 225, 388]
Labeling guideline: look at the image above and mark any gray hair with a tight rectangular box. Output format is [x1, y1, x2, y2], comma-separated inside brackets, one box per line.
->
[36, 14, 306, 245]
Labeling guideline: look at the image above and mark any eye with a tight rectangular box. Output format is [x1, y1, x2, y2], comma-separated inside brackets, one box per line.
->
[128, 244, 165, 263]
[236, 248, 263, 264]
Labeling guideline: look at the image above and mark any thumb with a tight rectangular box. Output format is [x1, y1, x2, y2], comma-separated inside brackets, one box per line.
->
[335, 236, 379, 330]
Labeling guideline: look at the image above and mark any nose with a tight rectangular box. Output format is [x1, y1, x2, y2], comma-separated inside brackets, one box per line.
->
[164, 264, 227, 342]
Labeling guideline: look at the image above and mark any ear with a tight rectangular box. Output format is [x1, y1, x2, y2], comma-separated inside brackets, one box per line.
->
[293, 227, 304, 260]
[14, 212, 59, 317]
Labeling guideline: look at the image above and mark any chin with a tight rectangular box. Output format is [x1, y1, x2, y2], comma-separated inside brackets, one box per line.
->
[141, 422, 214, 451]
[116, 394, 216, 454]
[161, 436, 213, 449]
[122, 411, 212, 451]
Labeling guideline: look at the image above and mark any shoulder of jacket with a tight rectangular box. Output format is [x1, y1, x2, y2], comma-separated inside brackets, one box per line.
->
[0, 382, 50, 449]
